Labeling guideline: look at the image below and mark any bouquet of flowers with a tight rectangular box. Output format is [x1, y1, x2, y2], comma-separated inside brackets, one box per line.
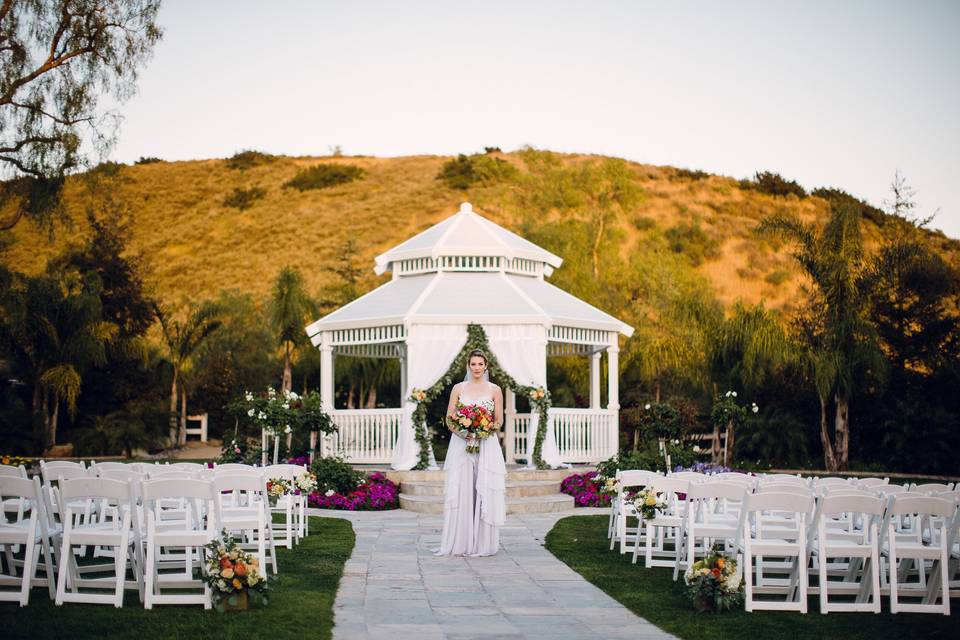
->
[266, 477, 291, 506]
[294, 470, 318, 495]
[446, 401, 496, 454]
[683, 547, 743, 612]
[204, 530, 268, 611]
[594, 474, 622, 498]
[630, 487, 667, 520]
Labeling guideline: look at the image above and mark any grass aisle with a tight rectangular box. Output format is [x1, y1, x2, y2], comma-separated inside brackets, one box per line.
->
[2, 516, 355, 640]
[544, 515, 959, 640]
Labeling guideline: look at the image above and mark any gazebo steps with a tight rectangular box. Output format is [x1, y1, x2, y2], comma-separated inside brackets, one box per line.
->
[402, 479, 560, 498]
[381, 466, 588, 484]
[399, 492, 575, 515]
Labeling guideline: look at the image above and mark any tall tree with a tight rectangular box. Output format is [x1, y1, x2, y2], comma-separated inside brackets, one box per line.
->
[269, 266, 315, 394]
[154, 302, 221, 446]
[759, 203, 884, 470]
[0, 269, 115, 448]
[0, 0, 162, 232]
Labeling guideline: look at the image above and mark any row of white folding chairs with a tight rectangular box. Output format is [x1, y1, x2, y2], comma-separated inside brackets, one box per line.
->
[0, 474, 281, 608]
[607, 470, 959, 615]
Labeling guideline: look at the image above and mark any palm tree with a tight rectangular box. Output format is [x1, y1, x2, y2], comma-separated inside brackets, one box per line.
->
[154, 302, 222, 447]
[759, 203, 884, 470]
[269, 266, 315, 394]
[1, 271, 116, 448]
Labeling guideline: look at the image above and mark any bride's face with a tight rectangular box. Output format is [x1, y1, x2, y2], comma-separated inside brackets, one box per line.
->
[468, 356, 486, 379]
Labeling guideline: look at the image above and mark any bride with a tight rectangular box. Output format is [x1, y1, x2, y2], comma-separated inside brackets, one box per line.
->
[434, 349, 507, 556]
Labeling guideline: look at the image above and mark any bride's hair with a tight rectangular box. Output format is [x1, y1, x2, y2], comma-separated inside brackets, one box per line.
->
[467, 349, 487, 366]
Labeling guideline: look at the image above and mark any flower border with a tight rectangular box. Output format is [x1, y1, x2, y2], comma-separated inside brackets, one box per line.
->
[407, 323, 553, 470]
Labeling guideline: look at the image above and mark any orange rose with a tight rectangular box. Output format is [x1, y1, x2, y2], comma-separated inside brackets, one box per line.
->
[219, 557, 232, 569]
[232, 578, 242, 589]
[234, 561, 247, 576]
[716, 558, 725, 569]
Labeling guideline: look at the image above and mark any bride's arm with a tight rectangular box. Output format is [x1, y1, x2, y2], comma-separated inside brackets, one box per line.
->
[446, 383, 467, 439]
[493, 385, 504, 430]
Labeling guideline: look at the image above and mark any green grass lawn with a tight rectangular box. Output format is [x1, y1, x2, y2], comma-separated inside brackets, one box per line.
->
[544, 515, 960, 640]
[1, 516, 355, 640]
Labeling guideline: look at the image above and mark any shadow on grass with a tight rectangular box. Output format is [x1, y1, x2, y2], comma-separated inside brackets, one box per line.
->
[1, 516, 355, 640]
[544, 515, 958, 640]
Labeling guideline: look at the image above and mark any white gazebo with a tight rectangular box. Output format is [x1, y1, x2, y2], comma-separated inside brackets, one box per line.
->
[304, 202, 633, 469]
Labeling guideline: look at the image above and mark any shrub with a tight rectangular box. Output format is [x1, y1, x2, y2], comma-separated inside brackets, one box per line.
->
[436, 153, 518, 190]
[308, 471, 399, 510]
[226, 149, 274, 170]
[764, 269, 791, 286]
[222, 186, 266, 210]
[560, 471, 611, 507]
[671, 167, 709, 181]
[740, 171, 807, 198]
[135, 156, 162, 165]
[812, 186, 888, 227]
[311, 455, 364, 494]
[630, 214, 656, 231]
[283, 163, 364, 191]
[483, 146, 502, 154]
[664, 222, 720, 266]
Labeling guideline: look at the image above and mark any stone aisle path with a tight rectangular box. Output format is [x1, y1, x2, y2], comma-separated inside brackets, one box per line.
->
[310, 508, 677, 640]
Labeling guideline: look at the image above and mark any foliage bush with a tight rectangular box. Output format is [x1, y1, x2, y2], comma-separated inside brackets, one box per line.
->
[763, 268, 791, 286]
[226, 149, 274, 170]
[671, 167, 709, 181]
[134, 156, 162, 165]
[283, 163, 364, 191]
[560, 471, 611, 507]
[310, 454, 365, 495]
[812, 186, 888, 227]
[221, 186, 266, 210]
[664, 222, 720, 266]
[739, 171, 807, 198]
[436, 153, 518, 190]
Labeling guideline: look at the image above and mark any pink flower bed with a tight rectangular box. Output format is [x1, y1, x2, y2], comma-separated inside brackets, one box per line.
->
[307, 472, 399, 511]
[560, 471, 611, 507]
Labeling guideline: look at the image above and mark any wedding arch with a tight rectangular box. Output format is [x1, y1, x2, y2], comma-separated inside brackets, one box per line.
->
[304, 202, 634, 470]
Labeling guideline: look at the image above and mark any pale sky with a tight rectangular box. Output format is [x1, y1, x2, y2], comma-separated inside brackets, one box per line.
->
[112, 1, 960, 238]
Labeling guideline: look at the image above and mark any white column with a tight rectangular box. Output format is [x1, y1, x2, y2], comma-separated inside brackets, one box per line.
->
[607, 338, 619, 412]
[504, 388, 516, 464]
[590, 350, 601, 409]
[399, 354, 407, 401]
[317, 332, 334, 461]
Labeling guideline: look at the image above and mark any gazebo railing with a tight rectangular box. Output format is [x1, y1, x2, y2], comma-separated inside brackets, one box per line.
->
[506, 408, 618, 464]
[326, 408, 403, 463]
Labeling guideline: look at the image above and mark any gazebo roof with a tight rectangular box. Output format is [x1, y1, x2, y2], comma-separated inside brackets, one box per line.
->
[305, 203, 634, 342]
[373, 203, 563, 276]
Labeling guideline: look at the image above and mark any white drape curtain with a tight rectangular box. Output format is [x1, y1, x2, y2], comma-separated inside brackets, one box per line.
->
[484, 324, 567, 469]
[390, 324, 468, 471]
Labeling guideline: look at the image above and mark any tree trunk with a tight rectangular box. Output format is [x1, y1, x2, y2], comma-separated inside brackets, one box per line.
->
[365, 386, 377, 409]
[179, 389, 187, 445]
[711, 423, 722, 464]
[168, 370, 179, 447]
[346, 384, 354, 409]
[818, 393, 838, 471]
[723, 418, 734, 466]
[592, 213, 605, 280]
[32, 382, 44, 442]
[834, 394, 850, 471]
[41, 388, 59, 449]
[654, 381, 661, 403]
[282, 346, 292, 394]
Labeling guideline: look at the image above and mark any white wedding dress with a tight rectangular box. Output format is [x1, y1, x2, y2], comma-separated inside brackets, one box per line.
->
[434, 385, 506, 556]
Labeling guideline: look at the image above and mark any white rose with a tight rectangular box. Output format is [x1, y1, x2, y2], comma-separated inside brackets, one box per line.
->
[258, 411, 266, 420]
[245, 392, 253, 401]
[325, 489, 335, 497]
[725, 391, 731, 397]
[289, 391, 299, 400]
[752, 405, 759, 413]
[645, 403, 651, 410]
[247, 408, 255, 417]
[284, 425, 292, 434]
[693, 445, 701, 453]
[732, 391, 737, 397]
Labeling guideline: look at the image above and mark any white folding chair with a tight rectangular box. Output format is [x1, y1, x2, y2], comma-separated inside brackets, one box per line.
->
[882, 494, 955, 615]
[632, 476, 690, 569]
[856, 477, 889, 490]
[1, 465, 29, 548]
[0, 476, 55, 606]
[55, 477, 142, 607]
[214, 463, 260, 474]
[675, 481, 746, 580]
[910, 483, 955, 495]
[736, 491, 814, 612]
[141, 478, 220, 609]
[262, 463, 307, 548]
[90, 461, 136, 476]
[811, 493, 885, 613]
[214, 474, 277, 575]
[610, 470, 660, 554]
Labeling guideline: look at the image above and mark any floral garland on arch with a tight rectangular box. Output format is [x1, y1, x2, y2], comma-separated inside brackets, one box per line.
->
[407, 323, 553, 470]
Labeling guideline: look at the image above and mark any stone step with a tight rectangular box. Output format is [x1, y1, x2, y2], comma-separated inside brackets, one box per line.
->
[398, 492, 575, 515]
[402, 479, 560, 498]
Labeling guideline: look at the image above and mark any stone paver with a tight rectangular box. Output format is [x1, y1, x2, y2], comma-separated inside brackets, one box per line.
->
[309, 507, 677, 640]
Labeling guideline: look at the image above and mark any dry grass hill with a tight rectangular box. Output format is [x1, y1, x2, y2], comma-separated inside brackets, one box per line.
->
[3, 150, 958, 325]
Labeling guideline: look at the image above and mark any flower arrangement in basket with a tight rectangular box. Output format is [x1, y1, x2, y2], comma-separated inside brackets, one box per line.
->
[630, 487, 667, 520]
[683, 547, 743, 612]
[446, 401, 496, 454]
[294, 470, 317, 495]
[266, 477, 291, 506]
[204, 531, 268, 611]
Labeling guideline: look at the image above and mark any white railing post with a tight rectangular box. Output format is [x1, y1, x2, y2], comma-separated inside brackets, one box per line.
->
[590, 351, 601, 409]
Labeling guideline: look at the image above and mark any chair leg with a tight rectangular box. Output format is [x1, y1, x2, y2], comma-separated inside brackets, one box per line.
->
[20, 541, 38, 606]
[55, 531, 71, 606]
[144, 541, 155, 610]
[743, 551, 754, 612]
[40, 533, 55, 601]
[890, 541, 899, 614]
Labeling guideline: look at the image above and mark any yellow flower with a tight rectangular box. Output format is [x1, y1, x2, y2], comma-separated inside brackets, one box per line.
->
[232, 578, 242, 589]
[644, 495, 657, 506]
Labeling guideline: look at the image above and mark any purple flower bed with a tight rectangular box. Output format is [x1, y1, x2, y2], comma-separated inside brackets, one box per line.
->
[308, 471, 399, 511]
[284, 454, 310, 467]
[672, 462, 735, 475]
[560, 471, 611, 508]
